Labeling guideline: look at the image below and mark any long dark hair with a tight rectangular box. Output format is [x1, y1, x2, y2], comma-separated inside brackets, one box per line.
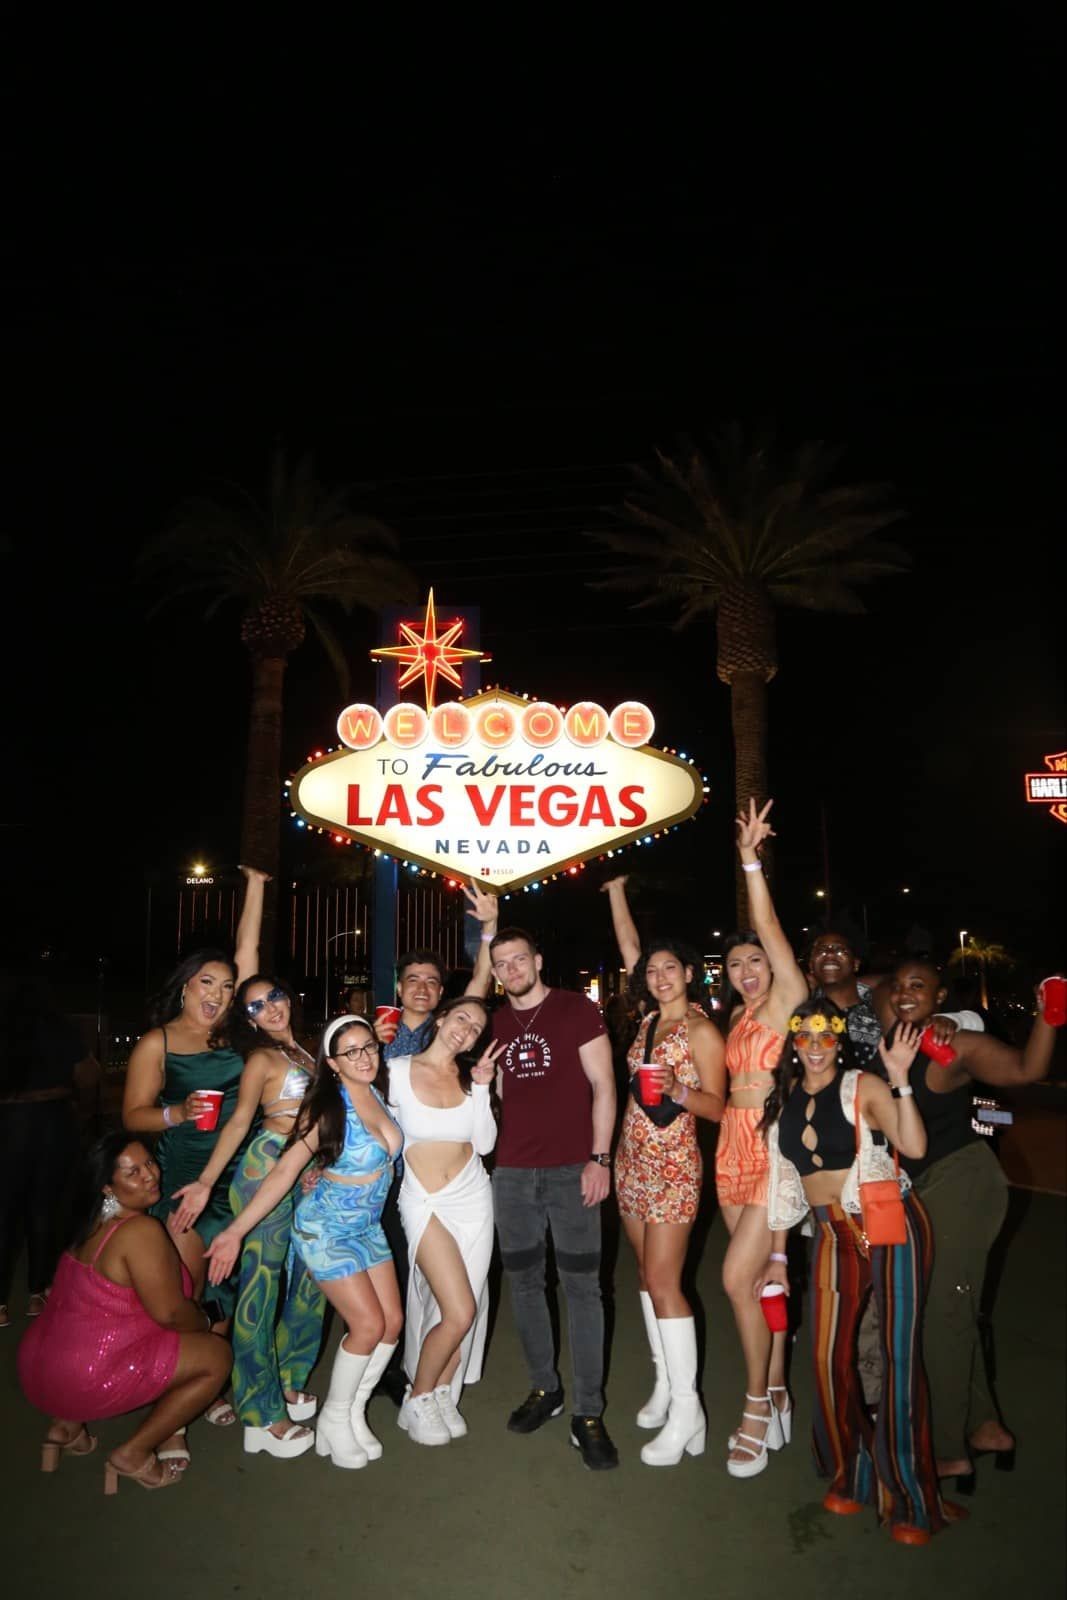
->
[147, 948, 237, 1049]
[285, 1016, 378, 1170]
[230, 973, 304, 1059]
[69, 1131, 151, 1249]
[640, 937, 706, 1009]
[721, 929, 765, 1017]
[759, 996, 857, 1137]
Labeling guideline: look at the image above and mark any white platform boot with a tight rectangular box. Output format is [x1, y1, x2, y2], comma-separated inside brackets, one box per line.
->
[315, 1344, 370, 1468]
[640, 1317, 706, 1467]
[636, 1291, 671, 1429]
[349, 1341, 397, 1461]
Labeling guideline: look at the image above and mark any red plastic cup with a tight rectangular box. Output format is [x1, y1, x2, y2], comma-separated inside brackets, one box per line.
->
[194, 1090, 223, 1132]
[375, 1004, 402, 1042]
[920, 1025, 957, 1067]
[1039, 976, 1067, 1027]
[760, 1283, 789, 1332]
[638, 1065, 662, 1107]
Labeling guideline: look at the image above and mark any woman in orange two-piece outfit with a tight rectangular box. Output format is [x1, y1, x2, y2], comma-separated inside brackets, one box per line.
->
[717, 799, 809, 1479]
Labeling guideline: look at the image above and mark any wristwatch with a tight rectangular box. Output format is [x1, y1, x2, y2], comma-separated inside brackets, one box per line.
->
[590, 1153, 611, 1167]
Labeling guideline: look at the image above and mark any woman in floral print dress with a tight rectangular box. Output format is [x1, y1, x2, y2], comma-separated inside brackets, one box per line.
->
[615, 939, 726, 1467]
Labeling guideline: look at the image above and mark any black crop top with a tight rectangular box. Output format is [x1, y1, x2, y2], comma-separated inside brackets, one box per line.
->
[778, 1076, 855, 1176]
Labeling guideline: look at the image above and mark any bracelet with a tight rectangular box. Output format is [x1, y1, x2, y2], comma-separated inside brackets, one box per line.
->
[769, 1252, 788, 1264]
[480, 932, 494, 943]
[162, 1105, 174, 1128]
[741, 860, 763, 874]
[673, 1083, 689, 1107]
[891, 1084, 914, 1099]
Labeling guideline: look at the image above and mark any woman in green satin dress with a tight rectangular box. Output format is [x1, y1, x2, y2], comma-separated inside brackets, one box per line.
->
[169, 975, 326, 1459]
[123, 868, 269, 1346]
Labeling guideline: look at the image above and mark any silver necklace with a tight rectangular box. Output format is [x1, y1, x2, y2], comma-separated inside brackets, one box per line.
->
[508, 990, 551, 1039]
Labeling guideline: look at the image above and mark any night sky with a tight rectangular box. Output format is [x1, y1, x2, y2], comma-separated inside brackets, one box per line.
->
[3, 29, 1062, 1001]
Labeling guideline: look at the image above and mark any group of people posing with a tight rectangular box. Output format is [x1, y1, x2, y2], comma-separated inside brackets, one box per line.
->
[16, 816, 1062, 1548]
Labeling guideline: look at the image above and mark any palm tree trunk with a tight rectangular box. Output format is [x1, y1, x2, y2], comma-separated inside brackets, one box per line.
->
[730, 671, 770, 926]
[239, 652, 287, 964]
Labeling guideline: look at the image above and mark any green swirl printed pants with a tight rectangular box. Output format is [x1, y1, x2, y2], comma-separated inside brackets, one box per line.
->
[229, 1131, 327, 1427]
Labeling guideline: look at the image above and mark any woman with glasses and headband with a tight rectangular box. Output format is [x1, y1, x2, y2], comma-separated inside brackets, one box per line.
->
[386, 996, 502, 1446]
[756, 997, 964, 1546]
[205, 1016, 403, 1470]
[170, 977, 325, 1459]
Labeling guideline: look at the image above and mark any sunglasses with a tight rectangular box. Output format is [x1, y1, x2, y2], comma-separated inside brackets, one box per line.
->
[334, 1042, 379, 1064]
[795, 1031, 840, 1050]
[246, 986, 287, 1017]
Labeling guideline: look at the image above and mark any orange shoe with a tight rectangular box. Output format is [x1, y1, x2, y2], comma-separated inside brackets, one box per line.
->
[891, 1524, 932, 1547]
[823, 1491, 865, 1515]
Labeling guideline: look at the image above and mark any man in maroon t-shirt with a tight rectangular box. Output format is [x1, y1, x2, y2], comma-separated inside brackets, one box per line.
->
[489, 927, 619, 1470]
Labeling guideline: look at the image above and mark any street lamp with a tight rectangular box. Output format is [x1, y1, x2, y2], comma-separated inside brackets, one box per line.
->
[325, 928, 362, 1022]
[959, 930, 968, 977]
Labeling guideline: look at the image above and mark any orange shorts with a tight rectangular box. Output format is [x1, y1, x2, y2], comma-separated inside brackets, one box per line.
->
[715, 1104, 769, 1208]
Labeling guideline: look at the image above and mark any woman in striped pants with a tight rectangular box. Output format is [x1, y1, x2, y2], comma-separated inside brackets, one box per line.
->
[757, 997, 963, 1546]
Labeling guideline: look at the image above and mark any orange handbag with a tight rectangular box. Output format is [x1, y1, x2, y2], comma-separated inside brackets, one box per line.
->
[854, 1081, 907, 1246]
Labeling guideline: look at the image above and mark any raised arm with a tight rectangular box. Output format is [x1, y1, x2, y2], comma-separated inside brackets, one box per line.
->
[736, 798, 808, 1021]
[601, 876, 641, 975]
[463, 881, 499, 998]
[862, 1028, 926, 1159]
[233, 866, 271, 984]
[954, 1007, 1057, 1089]
[204, 1127, 319, 1284]
[170, 1050, 273, 1231]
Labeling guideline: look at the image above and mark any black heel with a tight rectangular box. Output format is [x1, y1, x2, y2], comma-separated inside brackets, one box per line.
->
[953, 1470, 977, 1496]
[994, 1447, 1016, 1473]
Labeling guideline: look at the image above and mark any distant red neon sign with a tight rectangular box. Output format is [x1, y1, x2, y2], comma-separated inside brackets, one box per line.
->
[1025, 751, 1067, 824]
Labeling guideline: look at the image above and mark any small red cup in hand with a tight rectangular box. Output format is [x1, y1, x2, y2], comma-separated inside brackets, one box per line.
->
[1039, 976, 1067, 1027]
[760, 1283, 789, 1333]
[194, 1090, 224, 1131]
[920, 1025, 957, 1067]
[375, 1004, 402, 1042]
[638, 1065, 662, 1107]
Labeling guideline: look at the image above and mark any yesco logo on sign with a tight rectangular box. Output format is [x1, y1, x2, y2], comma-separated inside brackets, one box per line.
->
[291, 690, 705, 891]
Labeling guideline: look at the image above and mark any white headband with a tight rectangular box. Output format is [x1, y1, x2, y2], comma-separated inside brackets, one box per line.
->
[321, 1015, 374, 1058]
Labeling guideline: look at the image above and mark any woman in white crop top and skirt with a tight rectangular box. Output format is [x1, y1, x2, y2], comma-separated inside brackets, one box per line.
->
[386, 995, 501, 1446]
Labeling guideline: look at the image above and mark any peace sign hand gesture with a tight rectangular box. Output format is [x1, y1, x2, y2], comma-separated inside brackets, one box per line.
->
[471, 1040, 505, 1086]
[736, 797, 775, 856]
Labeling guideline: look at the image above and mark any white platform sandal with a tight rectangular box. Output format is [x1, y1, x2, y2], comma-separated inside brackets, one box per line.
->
[726, 1394, 783, 1478]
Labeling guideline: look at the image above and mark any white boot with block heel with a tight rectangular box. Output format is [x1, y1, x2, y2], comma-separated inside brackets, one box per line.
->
[640, 1317, 706, 1467]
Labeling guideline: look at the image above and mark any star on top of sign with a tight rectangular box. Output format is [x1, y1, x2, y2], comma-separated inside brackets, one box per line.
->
[370, 590, 491, 711]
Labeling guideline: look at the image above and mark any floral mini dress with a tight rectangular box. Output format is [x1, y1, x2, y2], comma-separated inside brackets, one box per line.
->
[615, 1014, 702, 1225]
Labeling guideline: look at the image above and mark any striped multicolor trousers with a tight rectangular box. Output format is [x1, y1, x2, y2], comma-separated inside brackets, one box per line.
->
[810, 1195, 945, 1532]
[229, 1131, 326, 1428]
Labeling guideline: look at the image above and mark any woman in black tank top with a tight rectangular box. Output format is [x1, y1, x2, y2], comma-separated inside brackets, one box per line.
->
[884, 960, 1059, 1489]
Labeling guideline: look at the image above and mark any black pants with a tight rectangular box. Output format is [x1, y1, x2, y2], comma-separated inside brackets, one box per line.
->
[379, 1166, 409, 1381]
[0, 1101, 78, 1301]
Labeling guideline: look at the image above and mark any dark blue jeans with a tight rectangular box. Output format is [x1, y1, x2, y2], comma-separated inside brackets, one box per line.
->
[492, 1164, 605, 1417]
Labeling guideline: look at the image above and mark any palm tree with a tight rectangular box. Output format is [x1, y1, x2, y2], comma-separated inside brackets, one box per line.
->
[140, 449, 416, 959]
[948, 937, 1013, 1010]
[588, 425, 909, 922]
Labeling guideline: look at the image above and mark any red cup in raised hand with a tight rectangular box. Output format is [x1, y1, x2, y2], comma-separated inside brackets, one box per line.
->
[375, 1005, 402, 1043]
[1039, 976, 1067, 1027]
[638, 1065, 662, 1107]
[920, 1025, 957, 1067]
[760, 1283, 789, 1332]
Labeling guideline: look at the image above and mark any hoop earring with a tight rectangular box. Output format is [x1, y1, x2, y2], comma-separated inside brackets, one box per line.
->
[100, 1193, 122, 1222]
[180, 985, 187, 1005]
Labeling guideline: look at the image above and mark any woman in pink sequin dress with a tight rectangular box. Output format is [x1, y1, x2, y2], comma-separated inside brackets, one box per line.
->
[18, 1132, 230, 1493]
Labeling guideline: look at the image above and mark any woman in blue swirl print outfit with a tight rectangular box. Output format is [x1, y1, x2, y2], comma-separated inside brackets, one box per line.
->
[206, 1016, 403, 1470]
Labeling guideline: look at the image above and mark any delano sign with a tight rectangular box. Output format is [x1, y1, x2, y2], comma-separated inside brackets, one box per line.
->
[291, 689, 705, 893]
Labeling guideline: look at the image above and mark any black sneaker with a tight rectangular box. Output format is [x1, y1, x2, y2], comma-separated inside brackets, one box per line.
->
[569, 1415, 619, 1471]
[506, 1388, 565, 1434]
[376, 1365, 410, 1409]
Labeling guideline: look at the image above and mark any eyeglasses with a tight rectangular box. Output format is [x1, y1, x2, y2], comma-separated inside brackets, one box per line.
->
[334, 1042, 379, 1063]
[795, 1031, 840, 1050]
[246, 986, 287, 1017]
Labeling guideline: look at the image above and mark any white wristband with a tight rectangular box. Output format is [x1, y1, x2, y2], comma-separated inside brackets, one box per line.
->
[673, 1083, 689, 1107]
[162, 1105, 174, 1128]
[892, 1084, 914, 1098]
[480, 933, 494, 943]
[770, 1252, 788, 1264]
[741, 860, 763, 874]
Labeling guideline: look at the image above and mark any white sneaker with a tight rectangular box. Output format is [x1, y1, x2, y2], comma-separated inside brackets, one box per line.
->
[433, 1385, 468, 1439]
[398, 1389, 451, 1446]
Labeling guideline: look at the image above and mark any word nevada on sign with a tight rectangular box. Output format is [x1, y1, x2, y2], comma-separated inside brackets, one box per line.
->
[291, 690, 705, 891]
